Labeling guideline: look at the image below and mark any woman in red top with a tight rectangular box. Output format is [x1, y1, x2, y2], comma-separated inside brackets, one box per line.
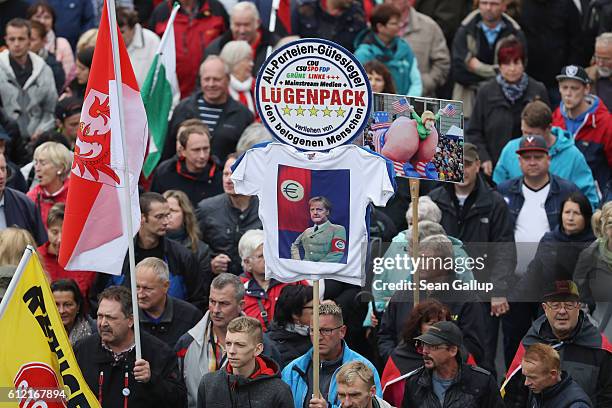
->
[27, 141, 72, 229]
[238, 229, 308, 331]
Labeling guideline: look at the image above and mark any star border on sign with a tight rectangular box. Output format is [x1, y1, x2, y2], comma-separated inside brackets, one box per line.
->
[335, 107, 346, 117]
[322, 106, 332, 117]
[309, 106, 319, 116]
[295, 106, 305, 116]
[282, 105, 292, 116]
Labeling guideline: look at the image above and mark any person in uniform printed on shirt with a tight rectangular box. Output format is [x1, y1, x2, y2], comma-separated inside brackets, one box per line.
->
[291, 196, 347, 263]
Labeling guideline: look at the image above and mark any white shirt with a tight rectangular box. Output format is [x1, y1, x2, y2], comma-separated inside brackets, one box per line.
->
[231, 143, 395, 285]
[127, 24, 160, 87]
[514, 182, 550, 275]
[0, 193, 6, 230]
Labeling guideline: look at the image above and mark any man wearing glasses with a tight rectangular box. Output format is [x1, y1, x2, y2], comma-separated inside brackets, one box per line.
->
[503, 280, 612, 406]
[281, 302, 382, 408]
[401, 320, 503, 407]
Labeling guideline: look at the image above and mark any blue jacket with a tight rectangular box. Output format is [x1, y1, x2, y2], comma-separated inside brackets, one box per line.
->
[41, 0, 96, 49]
[3, 187, 47, 245]
[354, 31, 422, 96]
[281, 341, 382, 408]
[493, 127, 600, 209]
[496, 174, 580, 230]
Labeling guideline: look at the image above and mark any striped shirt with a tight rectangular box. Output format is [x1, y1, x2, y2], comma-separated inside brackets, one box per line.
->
[197, 98, 224, 133]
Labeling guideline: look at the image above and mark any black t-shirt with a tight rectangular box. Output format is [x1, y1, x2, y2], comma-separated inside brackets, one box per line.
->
[136, 242, 165, 264]
[9, 54, 32, 88]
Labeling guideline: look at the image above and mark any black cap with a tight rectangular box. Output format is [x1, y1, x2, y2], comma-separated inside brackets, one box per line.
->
[543, 280, 580, 301]
[55, 97, 83, 121]
[414, 321, 463, 347]
[516, 134, 548, 155]
[556, 65, 590, 85]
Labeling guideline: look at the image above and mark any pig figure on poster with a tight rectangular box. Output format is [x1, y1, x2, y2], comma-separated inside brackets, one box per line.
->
[374, 105, 440, 179]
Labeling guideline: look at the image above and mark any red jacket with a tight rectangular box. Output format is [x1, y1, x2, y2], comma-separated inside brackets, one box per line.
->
[240, 273, 308, 331]
[552, 96, 612, 190]
[27, 179, 69, 229]
[150, 0, 228, 98]
[38, 242, 96, 298]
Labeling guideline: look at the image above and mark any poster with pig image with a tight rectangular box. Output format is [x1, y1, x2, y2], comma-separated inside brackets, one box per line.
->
[362, 94, 464, 182]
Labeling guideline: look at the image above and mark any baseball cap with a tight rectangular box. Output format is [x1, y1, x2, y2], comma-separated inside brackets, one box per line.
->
[543, 280, 580, 301]
[463, 142, 479, 162]
[515, 134, 548, 155]
[414, 321, 463, 347]
[0, 124, 10, 142]
[556, 65, 590, 85]
[55, 97, 83, 121]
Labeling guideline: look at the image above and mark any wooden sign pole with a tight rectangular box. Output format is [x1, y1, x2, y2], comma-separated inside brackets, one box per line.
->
[312, 279, 321, 399]
[409, 178, 420, 307]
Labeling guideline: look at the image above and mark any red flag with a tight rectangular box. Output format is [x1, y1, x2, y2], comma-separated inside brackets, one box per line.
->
[59, 0, 147, 274]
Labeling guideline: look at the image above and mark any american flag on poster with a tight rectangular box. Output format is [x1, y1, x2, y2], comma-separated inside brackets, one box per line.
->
[392, 97, 410, 113]
[440, 103, 457, 117]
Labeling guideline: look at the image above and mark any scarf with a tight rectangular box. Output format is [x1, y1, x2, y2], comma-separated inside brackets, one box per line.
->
[598, 238, 612, 268]
[496, 72, 529, 104]
[229, 75, 256, 114]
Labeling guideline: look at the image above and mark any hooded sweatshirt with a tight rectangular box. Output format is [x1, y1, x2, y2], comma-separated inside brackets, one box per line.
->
[552, 95, 612, 192]
[503, 312, 612, 407]
[493, 127, 599, 209]
[196, 355, 294, 408]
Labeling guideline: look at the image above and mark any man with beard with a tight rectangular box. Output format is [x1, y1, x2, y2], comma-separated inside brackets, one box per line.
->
[587, 32, 612, 109]
[401, 320, 503, 407]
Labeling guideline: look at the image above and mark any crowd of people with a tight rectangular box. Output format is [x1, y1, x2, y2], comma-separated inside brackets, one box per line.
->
[0, 0, 612, 406]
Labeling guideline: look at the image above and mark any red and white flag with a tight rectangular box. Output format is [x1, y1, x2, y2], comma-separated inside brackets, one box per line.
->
[59, 0, 147, 274]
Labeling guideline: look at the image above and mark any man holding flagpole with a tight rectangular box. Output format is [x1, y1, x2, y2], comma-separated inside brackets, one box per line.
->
[74, 285, 187, 407]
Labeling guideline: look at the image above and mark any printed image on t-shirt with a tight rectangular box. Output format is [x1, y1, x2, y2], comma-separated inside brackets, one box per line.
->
[277, 165, 350, 264]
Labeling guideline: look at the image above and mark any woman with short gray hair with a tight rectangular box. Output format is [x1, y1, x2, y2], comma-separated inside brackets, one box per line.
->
[220, 40, 257, 116]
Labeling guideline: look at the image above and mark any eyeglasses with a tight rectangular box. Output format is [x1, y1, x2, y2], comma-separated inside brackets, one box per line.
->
[415, 340, 448, 351]
[545, 301, 579, 311]
[309, 325, 343, 336]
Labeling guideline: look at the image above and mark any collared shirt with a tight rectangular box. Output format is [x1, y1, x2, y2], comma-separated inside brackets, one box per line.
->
[0, 194, 6, 231]
[9, 54, 33, 88]
[479, 21, 504, 46]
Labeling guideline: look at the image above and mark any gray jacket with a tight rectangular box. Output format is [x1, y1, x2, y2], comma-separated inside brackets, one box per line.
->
[401, 7, 450, 97]
[0, 50, 57, 138]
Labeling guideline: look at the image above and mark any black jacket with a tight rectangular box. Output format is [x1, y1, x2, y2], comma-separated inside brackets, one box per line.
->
[504, 312, 612, 407]
[139, 295, 204, 348]
[90, 236, 209, 311]
[266, 323, 311, 369]
[74, 331, 187, 408]
[452, 10, 526, 87]
[466, 76, 549, 164]
[150, 155, 223, 207]
[196, 355, 294, 408]
[196, 193, 262, 276]
[520, 0, 590, 88]
[574, 240, 612, 307]
[401, 361, 504, 408]
[2, 187, 47, 245]
[515, 225, 595, 302]
[162, 92, 254, 162]
[527, 371, 593, 408]
[428, 176, 517, 297]
[377, 284, 485, 367]
[204, 29, 280, 78]
[291, 0, 366, 53]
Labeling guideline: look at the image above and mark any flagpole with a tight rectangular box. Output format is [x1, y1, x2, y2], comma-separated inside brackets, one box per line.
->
[266, 0, 280, 59]
[106, 0, 142, 360]
[0, 246, 34, 319]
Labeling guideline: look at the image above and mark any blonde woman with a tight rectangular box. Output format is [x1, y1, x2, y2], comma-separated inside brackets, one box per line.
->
[163, 190, 212, 279]
[574, 201, 612, 337]
[0, 228, 38, 300]
[27, 142, 73, 229]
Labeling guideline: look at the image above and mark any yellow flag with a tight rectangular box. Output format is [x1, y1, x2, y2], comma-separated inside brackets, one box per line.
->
[0, 247, 100, 407]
